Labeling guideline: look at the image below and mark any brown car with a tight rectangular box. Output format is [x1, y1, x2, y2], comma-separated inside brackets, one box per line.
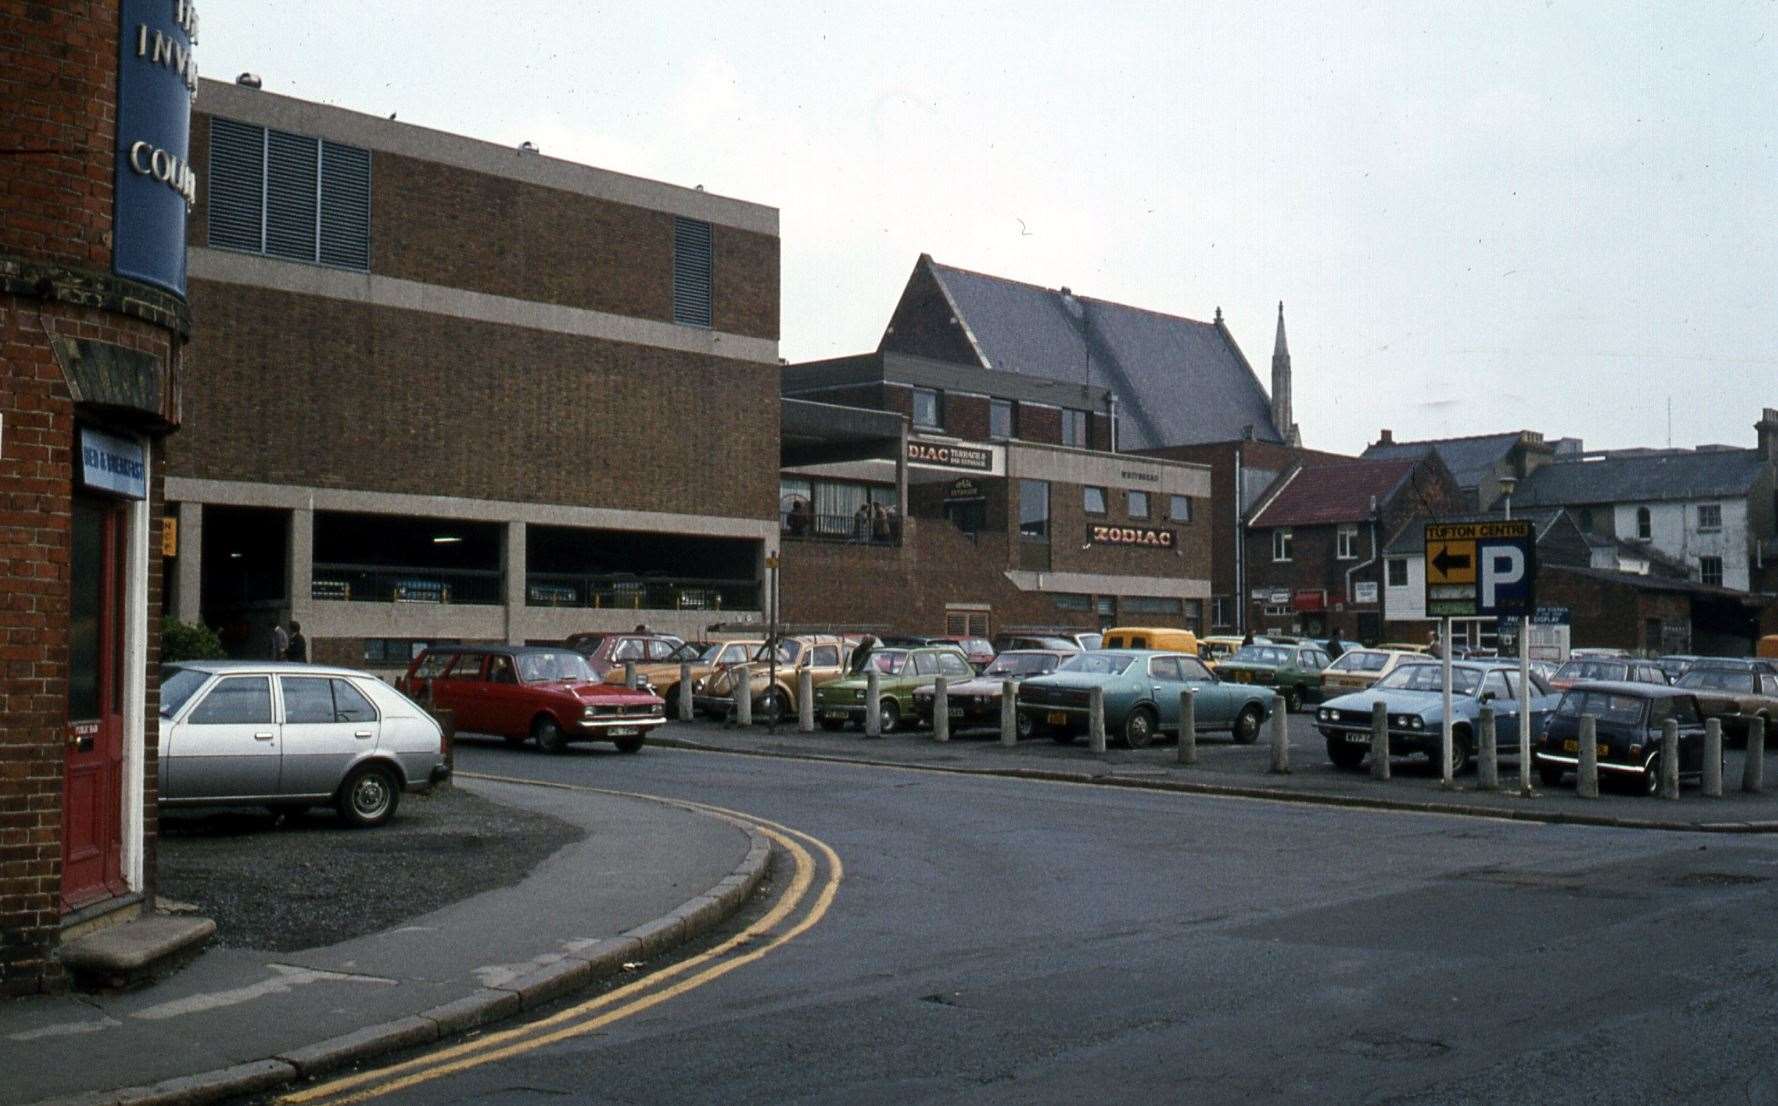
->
[600, 637, 762, 707]
[694, 634, 854, 723]
[909, 649, 1072, 733]
[1673, 665, 1778, 738]
[569, 632, 688, 680]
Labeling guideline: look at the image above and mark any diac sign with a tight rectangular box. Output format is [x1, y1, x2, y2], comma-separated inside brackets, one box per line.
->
[1089, 524, 1175, 549]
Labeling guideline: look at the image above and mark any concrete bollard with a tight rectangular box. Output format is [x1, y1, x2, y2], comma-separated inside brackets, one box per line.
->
[797, 667, 814, 733]
[865, 669, 882, 737]
[1660, 717, 1679, 799]
[933, 676, 950, 742]
[1000, 679, 1018, 746]
[1577, 714, 1599, 799]
[1370, 701, 1390, 781]
[677, 661, 694, 722]
[732, 663, 752, 727]
[1178, 688, 1197, 766]
[623, 660, 638, 690]
[1744, 716, 1765, 794]
[1270, 704, 1290, 774]
[1704, 717, 1723, 798]
[1476, 704, 1499, 791]
[1088, 687, 1106, 754]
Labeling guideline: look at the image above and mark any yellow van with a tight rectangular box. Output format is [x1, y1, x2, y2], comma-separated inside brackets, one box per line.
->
[1101, 626, 1200, 655]
[1759, 635, 1778, 661]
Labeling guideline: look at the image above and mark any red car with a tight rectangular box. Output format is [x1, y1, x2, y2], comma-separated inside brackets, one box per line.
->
[927, 636, 995, 673]
[400, 644, 663, 754]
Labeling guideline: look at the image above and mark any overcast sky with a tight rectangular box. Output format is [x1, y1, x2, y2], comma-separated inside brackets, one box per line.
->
[204, 2, 1777, 455]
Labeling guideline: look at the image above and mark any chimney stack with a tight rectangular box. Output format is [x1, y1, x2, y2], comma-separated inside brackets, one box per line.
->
[1378, 429, 1394, 445]
[1757, 408, 1778, 463]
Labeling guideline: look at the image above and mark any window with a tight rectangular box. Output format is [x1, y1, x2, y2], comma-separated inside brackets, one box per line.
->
[1054, 593, 1092, 611]
[488, 655, 518, 684]
[207, 117, 371, 270]
[1120, 596, 1184, 616]
[1180, 657, 1215, 682]
[812, 645, 840, 667]
[1386, 558, 1408, 587]
[1019, 479, 1050, 540]
[1061, 408, 1088, 448]
[1148, 657, 1184, 681]
[938, 652, 973, 677]
[1211, 596, 1231, 628]
[1083, 486, 1107, 515]
[1336, 524, 1359, 560]
[913, 653, 938, 676]
[1169, 495, 1192, 523]
[672, 216, 713, 326]
[280, 677, 336, 724]
[189, 676, 273, 725]
[912, 388, 942, 429]
[1697, 503, 1722, 532]
[990, 399, 1014, 439]
[365, 639, 455, 666]
[1636, 507, 1652, 540]
[1701, 556, 1724, 587]
[1128, 490, 1150, 519]
[1272, 528, 1293, 562]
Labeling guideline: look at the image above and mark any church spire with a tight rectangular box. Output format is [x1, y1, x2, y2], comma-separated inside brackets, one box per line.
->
[1271, 301, 1300, 446]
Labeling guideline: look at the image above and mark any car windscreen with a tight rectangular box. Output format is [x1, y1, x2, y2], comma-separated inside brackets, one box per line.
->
[862, 650, 908, 675]
[516, 650, 595, 683]
[1556, 659, 1629, 682]
[159, 667, 209, 718]
[1677, 668, 1755, 693]
[985, 653, 1061, 677]
[1232, 645, 1288, 665]
[753, 639, 802, 665]
[1330, 651, 1388, 673]
[1375, 664, 1483, 695]
[1556, 689, 1649, 725]
[700, 644, 726, 664]
[1058, 653, 1136, 676]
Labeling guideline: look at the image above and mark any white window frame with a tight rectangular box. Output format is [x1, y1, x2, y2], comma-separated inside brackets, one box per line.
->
[1336, 524, 1358, 560]
[1272, 528, 1293, 563]
[1700, 555, 1724, 587]
[1697, 503, 1722, 533]
[1386, 558, 1408, 587]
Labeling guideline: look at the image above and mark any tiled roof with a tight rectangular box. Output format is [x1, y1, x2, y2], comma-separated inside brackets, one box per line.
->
[1361, 432, 1525, 490]
[1249, 458, 1420, 528]
[1515, 449, 1768, 506]
[921, 258, 1283, 450]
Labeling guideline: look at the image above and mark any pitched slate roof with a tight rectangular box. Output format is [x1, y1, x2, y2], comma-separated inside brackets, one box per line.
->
[1514, 449, 1769, 507]
[1360, 432, 1525, 490]
[915, 257, 1283, 450]
[1249, 458, 1420, 528]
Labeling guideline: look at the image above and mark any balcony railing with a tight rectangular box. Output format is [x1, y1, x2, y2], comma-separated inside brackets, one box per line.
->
[782, 510, 900, 546]
[311, 563, 503, 606]
[524, 573, 759, 612]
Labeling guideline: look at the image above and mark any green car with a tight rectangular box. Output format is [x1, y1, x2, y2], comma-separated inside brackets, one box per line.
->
[813, 645, 975, 734]
[1015, 650, 1279, 748]
[1214, 642, 1333, 713]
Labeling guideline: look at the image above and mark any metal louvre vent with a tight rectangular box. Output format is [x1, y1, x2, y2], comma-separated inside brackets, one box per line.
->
[672, 216, 713, 327]
[264, 129, 319, 262]
[319, 141, 371, 270]
[206, 118, 264, 252]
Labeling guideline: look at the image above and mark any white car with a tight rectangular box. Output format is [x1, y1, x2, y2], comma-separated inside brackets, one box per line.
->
[158, 661, 450, 827]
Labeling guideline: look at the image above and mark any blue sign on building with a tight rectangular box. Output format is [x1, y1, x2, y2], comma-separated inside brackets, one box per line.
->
[114, 0, 198, 299]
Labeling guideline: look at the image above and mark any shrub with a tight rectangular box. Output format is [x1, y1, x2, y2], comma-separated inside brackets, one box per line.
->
[162, 618, 226, 663]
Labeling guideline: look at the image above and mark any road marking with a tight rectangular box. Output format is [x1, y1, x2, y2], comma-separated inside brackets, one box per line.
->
[280, 780, 841, 1106]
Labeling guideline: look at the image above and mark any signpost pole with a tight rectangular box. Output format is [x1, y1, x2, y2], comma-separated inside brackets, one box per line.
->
[1440, 616, 1454, 788]
[1518, 612, 1532, 796]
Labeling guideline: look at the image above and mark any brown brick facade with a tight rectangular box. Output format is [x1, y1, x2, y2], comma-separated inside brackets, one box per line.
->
[1, 1, 182, 994]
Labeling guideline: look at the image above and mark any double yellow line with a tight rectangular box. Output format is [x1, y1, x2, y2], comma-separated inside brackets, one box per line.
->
[280, 786, 842, 1106]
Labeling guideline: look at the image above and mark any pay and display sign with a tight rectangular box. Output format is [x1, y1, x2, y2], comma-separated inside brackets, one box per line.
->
[1423, 521, 1535, 618]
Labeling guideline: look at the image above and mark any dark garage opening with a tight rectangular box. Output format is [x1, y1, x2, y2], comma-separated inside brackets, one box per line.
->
[526, 526, 759, 612]
[312, 512, 503, 605]
[200, 505, 289, 658]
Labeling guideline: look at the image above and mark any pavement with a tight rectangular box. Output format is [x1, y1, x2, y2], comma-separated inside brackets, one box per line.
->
[652, 712, 1778, 832]
[1, 776, 770, 1106]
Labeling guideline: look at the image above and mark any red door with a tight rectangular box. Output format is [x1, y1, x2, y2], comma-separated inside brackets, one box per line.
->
[63, 495, 128, 911]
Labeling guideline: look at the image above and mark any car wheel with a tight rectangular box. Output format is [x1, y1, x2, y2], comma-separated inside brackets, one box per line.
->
[1283, 686, 1301, 714]
[1122, 706, 1157, 750]
[534, 716, 569, 755]
[1234, 705, 1263, 745]
[819, 718, 847, 732]
[614, 735, 645, 754]
[336, 764, 400, 828]
[1016, 711, 1036, 741]
[1538, 762, 1565, 788]
[1326, 736, 1366, 770]
[1641, 755, 1660, 796]
[761, 690, 789, 726]
[878, 699, 900, 734]
[1449, 727, 1473, 776]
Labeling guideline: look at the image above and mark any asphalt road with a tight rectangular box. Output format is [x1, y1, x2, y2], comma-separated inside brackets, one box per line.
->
[315, 740, 1778, 1105]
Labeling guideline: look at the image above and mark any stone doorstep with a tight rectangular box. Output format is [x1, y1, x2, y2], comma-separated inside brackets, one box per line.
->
[56, 913, 217, 993]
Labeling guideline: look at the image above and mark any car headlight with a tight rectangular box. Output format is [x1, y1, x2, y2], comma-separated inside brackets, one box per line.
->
[1318, 708, 1333, 721]
[583, 705, 597, 718]
[1412, 717, 1425, 730]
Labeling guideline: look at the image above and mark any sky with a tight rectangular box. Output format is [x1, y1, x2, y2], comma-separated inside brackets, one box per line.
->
[201, 2, 1778, 456]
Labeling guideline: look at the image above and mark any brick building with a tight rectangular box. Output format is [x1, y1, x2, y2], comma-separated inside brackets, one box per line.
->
[1243, 454, 1463, 642]
[166, 79, 782, 671]
[1, 2, 193, 994]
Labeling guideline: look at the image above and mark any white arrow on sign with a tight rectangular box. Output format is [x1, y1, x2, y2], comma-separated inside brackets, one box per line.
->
[1481, 545, 1526, 608]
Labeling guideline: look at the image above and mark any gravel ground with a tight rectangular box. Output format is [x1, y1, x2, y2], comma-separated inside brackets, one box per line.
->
[156, 785, 583, 952]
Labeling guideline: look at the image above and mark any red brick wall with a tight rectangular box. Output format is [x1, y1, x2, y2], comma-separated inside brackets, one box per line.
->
[188, 116, 780, 343]
[170, 282, 779, 520]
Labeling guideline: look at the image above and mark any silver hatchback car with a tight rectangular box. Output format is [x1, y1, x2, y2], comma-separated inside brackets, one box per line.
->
[159, 661, 451, 827]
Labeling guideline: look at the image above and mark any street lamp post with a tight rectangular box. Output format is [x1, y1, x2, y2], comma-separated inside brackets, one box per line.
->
[1501, 477, 1533, 796]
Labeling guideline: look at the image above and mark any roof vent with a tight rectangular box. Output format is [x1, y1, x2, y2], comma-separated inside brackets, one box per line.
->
[236, 73, 262, 88]
[518, 140, 539, 155]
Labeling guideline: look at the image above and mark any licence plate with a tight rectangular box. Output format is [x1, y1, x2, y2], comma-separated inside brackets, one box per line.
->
[824, 710, 849, 721]
[948, 708, 965, 718]
[1047, 711, 1068, 725]
[609, 727, 637, 737]
[1563, 739, 1608, 756]
[1344, 734, 1369, 745]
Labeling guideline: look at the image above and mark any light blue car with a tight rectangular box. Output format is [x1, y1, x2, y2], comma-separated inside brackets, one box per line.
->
[1016, 650, 1279, 749]
[1315, 661, 1560, 773]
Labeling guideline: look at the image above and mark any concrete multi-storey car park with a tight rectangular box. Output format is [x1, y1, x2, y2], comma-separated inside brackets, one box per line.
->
[165, 78, 782, 668]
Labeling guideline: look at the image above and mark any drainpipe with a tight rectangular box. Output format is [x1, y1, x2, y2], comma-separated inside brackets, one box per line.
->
[1345, 496, 1379, 642]
[1234, 443, 1245, 634]
[1108, 394, 1119, 454]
